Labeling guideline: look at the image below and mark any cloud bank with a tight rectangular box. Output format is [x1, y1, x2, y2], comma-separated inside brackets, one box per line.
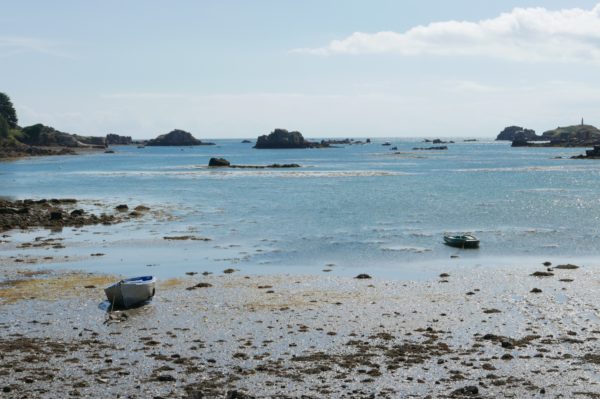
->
[293, 3, 600, 62]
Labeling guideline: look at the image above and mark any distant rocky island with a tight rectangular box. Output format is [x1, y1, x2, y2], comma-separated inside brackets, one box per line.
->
[513, 124, 600, 147]
[254, 129, 328, 149]
[146, 129, 214, 146]
[496, 126, 539, 142]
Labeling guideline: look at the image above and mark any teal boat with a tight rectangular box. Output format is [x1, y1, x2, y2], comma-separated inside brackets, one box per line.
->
[443, 234, 479, 249]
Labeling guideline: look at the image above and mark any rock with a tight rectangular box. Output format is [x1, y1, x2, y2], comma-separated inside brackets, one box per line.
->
[134, 205, 150, 211]
[70, 209, 84, 217]
[225, 391, 255, 399]
[223, 268, 235, 274]
[241, 140, 252, 143]
[543, 261, 552, 266]
[186, 282, 213, 290]
[439, 273, 450, 278]
[355, 274, 372, 279]
[254, 129, 325, 149]
[146, 129, 214, 146]
[531, 288, 542, 293]
[501, 340, 514, 349]
[531, 271, 554, 277]
[501, 353, 514, 360]
[115, 204, 128, 211]
[105, 133, 132, 145]
[412, 146, 448, 151]
[496, 126, 538, 141]
[156, 374, 176, 382]
[450, 385, 479, 397]
[49, 209, 63, 220]
[555, 264, 579, 270]
[208, 157, 230, 167]
[266, 163, 300, 168]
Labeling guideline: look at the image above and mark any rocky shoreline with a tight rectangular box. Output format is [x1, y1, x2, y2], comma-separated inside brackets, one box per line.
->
[0, 199, 150, 232]
[0, 258, 599, 398]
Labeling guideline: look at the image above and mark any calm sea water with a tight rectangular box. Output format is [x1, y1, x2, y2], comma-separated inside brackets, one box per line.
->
[2, 138, 600, 279]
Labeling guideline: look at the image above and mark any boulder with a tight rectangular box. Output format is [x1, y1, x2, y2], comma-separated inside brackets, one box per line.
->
[254, 129, 325, 149]
[208, 157, 230, 167]
[146, 129, 214, 146]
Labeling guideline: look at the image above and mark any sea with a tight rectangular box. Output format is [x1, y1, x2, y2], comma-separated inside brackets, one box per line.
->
[2, 138, 600, 280]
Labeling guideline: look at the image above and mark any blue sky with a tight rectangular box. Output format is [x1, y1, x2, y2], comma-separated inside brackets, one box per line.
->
[2, 0, 600, 138]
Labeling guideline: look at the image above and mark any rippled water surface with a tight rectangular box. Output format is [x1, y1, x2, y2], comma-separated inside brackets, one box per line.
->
[2, 138, 600, 278]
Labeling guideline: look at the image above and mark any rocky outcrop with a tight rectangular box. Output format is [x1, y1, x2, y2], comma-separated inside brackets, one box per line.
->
[19, 124, 105, 148]
[0, 199, 151, 231]
[496, 126, 539, 141]
[572, 145, 600, 159]
[513, 124, 600, 147]
[540, 124, 600, 146]
[207, 157, 300, 169]
[146, 129, 215, 146]
[0, 140, 75, 159]
[106, 134, 132, 145]
[254, 129, 326, 149]
[20, 124, 80, 147]
[208, 157, 230, 167]
[412, 146, 448, 151]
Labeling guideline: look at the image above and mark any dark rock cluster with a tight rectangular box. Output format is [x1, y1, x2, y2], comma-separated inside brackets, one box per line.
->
[105, 134, 132, 145]
[254, 129, 327, 149]
[0, 199, 147, 232]
[496, 126, 538, 142]
[146, 129, 215, 146]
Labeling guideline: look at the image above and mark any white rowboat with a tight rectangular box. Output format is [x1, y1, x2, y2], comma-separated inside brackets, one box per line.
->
[105, 276, 156, 308]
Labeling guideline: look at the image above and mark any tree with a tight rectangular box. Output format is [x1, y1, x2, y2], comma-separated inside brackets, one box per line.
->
[0, 92, 18, 128]
[0, 115, 8, 140]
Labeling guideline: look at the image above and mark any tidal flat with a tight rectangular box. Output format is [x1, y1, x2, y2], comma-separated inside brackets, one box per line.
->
[1, 261, 599, 398]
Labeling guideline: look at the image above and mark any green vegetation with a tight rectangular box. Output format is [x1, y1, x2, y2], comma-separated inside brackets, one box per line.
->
[541, 124, 600, 142]
[0, 115, 8, 139]
[0, 92, 18, 128]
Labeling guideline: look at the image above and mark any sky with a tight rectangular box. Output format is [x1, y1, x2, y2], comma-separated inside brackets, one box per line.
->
[2, 0, 600, 139]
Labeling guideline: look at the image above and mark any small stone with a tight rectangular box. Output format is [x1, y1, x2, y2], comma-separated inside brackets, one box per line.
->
[439, 273, 450, 278]
[223, 268, 235, 274]
[501, 340, 514, 349]
[450, 385, 478, 396]
[543, 261, 552, 266]
[156, 374, 176, 382]
[531, 288, 542, 293]
[355, 274, 372, 279]
[531, 271, 554, 277]
[501, 353, 514, 360]
[115, 204, 129, 211]
[555, 264, 579, 270]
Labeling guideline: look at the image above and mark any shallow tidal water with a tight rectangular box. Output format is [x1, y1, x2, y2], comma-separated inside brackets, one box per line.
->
[2, 138, 600, 279]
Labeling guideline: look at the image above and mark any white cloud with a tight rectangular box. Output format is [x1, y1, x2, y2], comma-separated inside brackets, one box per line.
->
[0, 36, 72, 58]
[293, 3, 600, 62]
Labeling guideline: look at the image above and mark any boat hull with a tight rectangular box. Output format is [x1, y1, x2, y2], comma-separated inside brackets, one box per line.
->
[443, 235, 479, 249]
[105, 276, 156, 308]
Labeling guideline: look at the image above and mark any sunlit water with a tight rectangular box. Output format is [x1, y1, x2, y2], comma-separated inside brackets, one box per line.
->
[2, 138, 600, 279]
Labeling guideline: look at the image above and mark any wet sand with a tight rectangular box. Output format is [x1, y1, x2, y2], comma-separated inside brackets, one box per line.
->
[1, 262, 599, 398]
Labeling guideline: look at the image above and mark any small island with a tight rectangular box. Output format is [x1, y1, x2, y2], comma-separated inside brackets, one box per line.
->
[501, 120, 600, 148]
[496, 126, 539, 142]
[146, 129, 215, 146]
[254, 129, 328, 149]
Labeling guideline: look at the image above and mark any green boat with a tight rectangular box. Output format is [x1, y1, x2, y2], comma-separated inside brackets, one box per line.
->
[443, 234, 479, 249]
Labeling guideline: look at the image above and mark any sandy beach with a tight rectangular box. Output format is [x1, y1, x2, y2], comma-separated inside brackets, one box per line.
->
[1, 258, 599, 398]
